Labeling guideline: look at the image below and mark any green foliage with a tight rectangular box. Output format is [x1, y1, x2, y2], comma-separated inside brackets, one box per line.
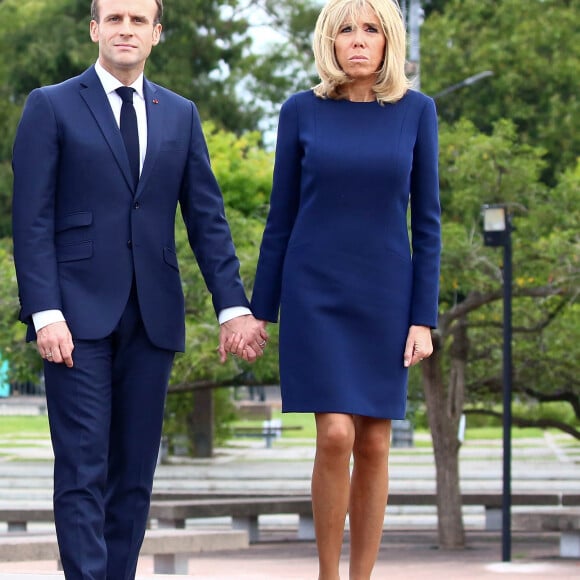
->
[438, 118, 548, 305]
[0, 161, 14, 239]
[0, 0, 269, 135]
[0, 0, 95, 100]
[439, 119, 546, 225]
[434, 115, 578, 434]
[159, 125, 279, 452]
[163, 387, 238, 452]
[147, 0, 261, 132]
[463, 164, 578, 409]
[244, 0, 321, 133]
[422, 0, 452, 16]
[203, 122, 273, 218]
[0, 239, 41, 384]
[421, 0, 580, 183]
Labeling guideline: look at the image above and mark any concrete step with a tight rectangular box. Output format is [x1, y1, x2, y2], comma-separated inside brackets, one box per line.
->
[0, 528, 248, 563]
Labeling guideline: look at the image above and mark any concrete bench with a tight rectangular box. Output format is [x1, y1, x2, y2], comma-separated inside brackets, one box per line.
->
[234, 401, 272, 421]
[0, 505, 54, 532]
[232, 424, 303, 448]
[149, 496, 314, 543]
[0, 493, 307, 532]
[386, 491, 563, 531]
[563, 494, 580, 507]
[462, 492, 563, 531]
[2, 492, 576, 539]
[0, 528, 248, 574]
[513, 509, 580, 558]
[148, 492, 570, 541]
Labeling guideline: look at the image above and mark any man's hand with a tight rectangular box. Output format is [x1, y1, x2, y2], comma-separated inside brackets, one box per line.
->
[403, 325, 433, 368]
[36, 321, 75, 368]
[218, 315, 269, 364]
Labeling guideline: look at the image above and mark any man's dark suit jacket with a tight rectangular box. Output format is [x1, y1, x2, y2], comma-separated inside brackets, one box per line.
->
[12, 65, 249, 351]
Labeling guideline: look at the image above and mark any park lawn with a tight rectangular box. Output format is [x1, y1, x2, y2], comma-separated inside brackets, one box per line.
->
[0, 415, 50, 438]
[2, 414, 573, 449]
[235, 410, 552, 443]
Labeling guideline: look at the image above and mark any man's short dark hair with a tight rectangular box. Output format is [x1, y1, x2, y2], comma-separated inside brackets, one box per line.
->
[91, 0, 163, 24]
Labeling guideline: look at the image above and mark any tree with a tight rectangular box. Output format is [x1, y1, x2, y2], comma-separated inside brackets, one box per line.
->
[0, 0, 265, 133]
[243, 0, 320, 135]
[146, 0, 262, 133]
[422, 118, 578, 548]
[421, 0, 580, 183]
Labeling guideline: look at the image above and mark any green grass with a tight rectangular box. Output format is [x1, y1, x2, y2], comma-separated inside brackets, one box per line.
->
[233, 412, 556, 444]
[231, 410, 316, 439]
[0, 415, 50, 437]
[463, 426, 546, 440]
[0, 442, 46, 448]
[2, 413, 576, 451]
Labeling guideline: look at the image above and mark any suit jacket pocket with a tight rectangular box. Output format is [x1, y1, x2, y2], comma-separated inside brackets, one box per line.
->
[55, 211, 93, 233]
[163, 247, 180, 272]
[56, 241, 93, 262]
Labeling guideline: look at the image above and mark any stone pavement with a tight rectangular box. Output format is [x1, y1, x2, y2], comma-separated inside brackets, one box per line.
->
[0, 394, 579, 578]
[0, 530, 578, 578]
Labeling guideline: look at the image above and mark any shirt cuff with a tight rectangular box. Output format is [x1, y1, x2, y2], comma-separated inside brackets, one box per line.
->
[218, 306, 252, 325]
[32, 310, 66, 332]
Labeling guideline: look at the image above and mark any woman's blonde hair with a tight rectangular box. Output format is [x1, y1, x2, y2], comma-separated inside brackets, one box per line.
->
[312, 0, 411, 103]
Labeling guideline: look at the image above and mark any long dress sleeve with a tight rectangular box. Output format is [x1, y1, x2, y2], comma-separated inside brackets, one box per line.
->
[251, 96, 302, 322]
[409, 97, 441, 327]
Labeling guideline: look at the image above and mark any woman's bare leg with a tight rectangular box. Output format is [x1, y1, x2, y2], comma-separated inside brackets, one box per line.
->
[312, 413, 355, 580]
[348, 416, 391, 580]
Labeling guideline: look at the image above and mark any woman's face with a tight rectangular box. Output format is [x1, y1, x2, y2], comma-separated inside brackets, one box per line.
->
[334, 6, 386, 82]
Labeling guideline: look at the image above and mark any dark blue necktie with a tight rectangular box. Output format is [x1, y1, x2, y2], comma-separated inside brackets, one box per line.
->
[116, 86, 140, 187]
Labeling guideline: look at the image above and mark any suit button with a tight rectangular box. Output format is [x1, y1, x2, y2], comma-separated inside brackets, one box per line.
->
[134, 202, 140, 209]
[127, 240, 132, 248]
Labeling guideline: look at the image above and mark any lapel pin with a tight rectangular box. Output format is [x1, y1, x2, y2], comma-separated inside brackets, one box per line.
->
[152, 99, 159, 104]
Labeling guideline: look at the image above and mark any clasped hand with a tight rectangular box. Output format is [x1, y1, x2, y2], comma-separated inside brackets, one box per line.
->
[218, 315, 268, 364]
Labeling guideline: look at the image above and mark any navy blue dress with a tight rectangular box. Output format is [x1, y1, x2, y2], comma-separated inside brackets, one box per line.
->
[251, 89, 440, 419]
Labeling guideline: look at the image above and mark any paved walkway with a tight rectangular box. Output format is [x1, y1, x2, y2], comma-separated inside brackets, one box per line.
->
[0, 530, 578, 578]
[0, 394, 579, 578]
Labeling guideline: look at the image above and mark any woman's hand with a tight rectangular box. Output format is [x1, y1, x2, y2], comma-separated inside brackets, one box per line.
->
[403, 325, 433, 367]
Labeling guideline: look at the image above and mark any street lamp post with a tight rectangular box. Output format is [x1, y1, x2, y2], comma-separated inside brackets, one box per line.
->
[482, 204, 513, 563]
[433, 71, 494, 100]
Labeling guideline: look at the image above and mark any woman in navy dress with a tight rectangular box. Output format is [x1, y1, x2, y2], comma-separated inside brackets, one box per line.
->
[251, 0, 440, 577]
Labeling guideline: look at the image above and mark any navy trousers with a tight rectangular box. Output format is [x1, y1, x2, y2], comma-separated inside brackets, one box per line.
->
[43, 289, 175, 579]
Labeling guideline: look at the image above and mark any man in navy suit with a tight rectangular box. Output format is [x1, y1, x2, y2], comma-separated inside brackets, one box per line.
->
[11, 0, 266, 577]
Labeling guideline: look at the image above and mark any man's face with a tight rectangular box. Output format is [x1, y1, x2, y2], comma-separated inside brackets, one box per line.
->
[90, 0, 162, 82]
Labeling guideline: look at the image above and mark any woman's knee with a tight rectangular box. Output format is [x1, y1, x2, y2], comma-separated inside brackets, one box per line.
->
[315, 413, 355, 456]
[353, 419, 391, 461]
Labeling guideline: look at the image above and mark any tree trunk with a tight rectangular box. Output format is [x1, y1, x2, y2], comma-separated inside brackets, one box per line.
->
[187, 389, 214, 458]
[422, 319, 468, 548]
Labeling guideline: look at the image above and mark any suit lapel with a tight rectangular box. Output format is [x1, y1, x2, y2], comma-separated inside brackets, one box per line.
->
[137, 79, 162, 198]
[79, 66, 135, 193]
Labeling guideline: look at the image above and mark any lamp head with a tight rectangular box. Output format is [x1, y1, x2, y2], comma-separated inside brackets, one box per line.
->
[482, 204, 510, 246]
